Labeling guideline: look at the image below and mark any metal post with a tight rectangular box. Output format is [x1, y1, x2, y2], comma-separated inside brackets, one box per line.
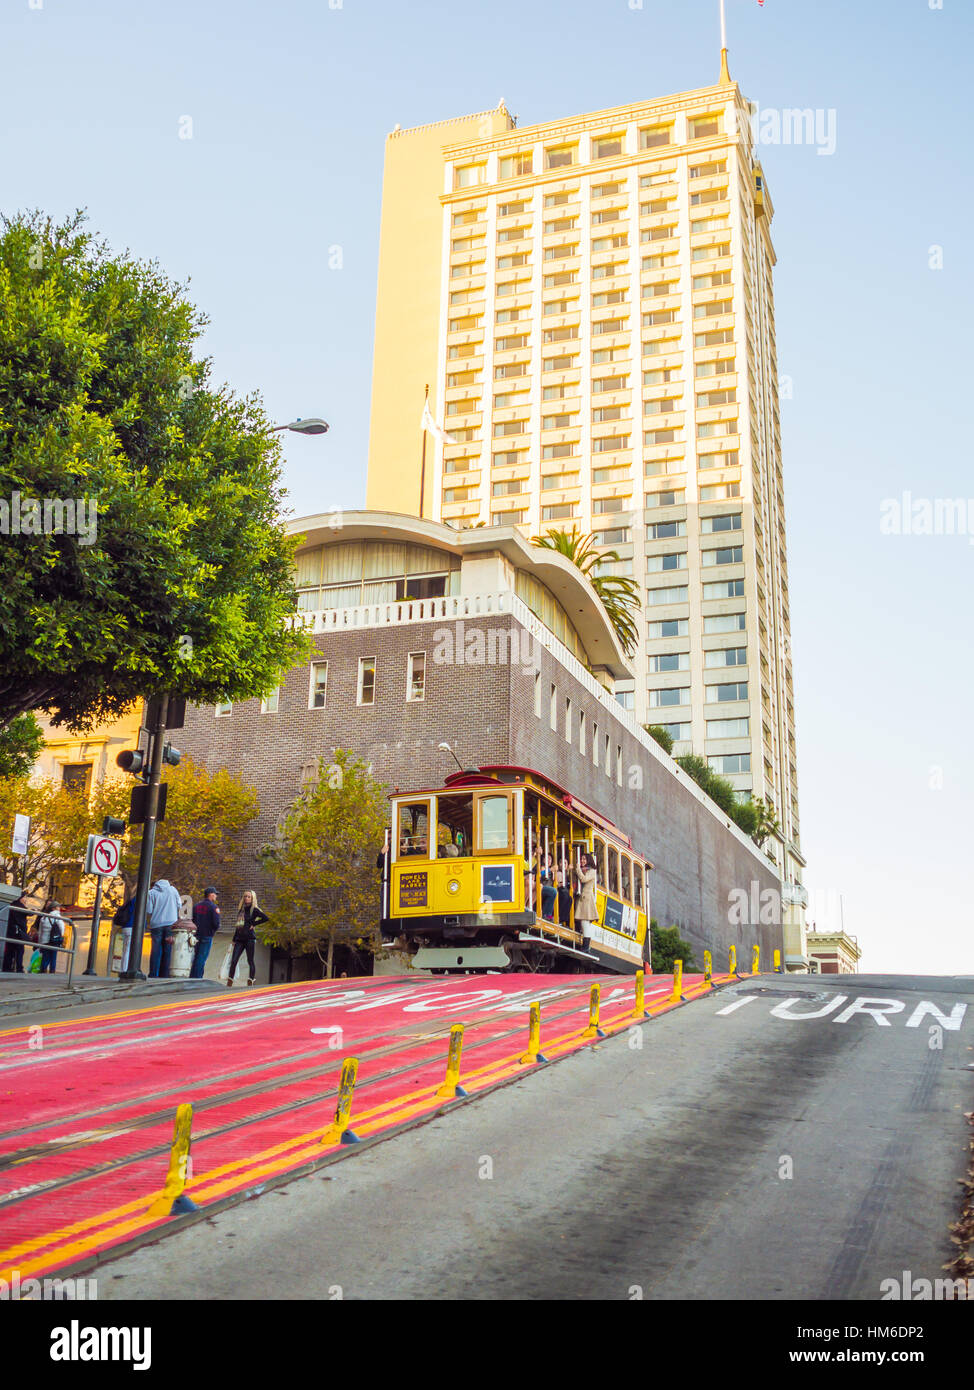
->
[82, 874, 105, 976]
[121, 695, 168, 981]
[381, 827, 390, 923]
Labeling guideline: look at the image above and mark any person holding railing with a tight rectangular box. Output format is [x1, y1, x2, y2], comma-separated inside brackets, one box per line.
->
[2, 894, 33, 973]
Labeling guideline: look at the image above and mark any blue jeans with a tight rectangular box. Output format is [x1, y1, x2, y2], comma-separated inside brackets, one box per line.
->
[40, 947, 58, 973]
[190, 936, 213, 979]
[149, 929, 172, 978]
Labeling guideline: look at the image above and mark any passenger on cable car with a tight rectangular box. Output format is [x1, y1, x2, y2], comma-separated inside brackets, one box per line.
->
[575, 852, 598, 950]
[537, 852, 557, 922]
[556, 855, 573, 926]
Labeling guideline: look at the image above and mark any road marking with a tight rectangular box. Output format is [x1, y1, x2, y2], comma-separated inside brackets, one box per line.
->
[905, 1000, 968, 1030]
[769, 995, 848, 1021]
[716, 995, 758, 1015]
[832, 997, 906, 1026]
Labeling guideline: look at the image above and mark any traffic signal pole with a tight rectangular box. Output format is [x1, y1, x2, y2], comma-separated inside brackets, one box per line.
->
[120, 695, 168, 981]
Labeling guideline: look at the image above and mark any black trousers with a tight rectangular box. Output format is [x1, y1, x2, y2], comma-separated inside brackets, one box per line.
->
[229, 938, 256, 982]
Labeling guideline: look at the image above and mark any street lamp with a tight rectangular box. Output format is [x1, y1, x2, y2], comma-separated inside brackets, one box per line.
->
[437, 742, 465, 773]
[270, 417, 330, 435]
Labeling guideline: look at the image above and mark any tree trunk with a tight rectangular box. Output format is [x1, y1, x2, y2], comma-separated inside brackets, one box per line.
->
[325, 933, 334, 980]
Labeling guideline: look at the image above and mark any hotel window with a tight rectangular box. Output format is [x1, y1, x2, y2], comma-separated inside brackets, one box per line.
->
[703, 579, 745, 599]
[592, 722, 599, 765]
[592, 234, 629, 252]
[544, 271, 577, 288]
[544, 190, 574, 207]
[647, 585, 688, 606]
[407, 652, 426, 702]
[648, 618, 688, 639]
[498, 200, 527, 217]
[698, 451, 740, 472]
[706, 681, 748, 703]
[215, 700, 232, 717]
[491, 479, 523, 498]
[639, 124, 671, 148]
[592, 436, 630, 455]
[644, 429, 678, 447]
[496, 254, 528, 271]
[706, 647, 747, 668]
[704, 613, 746, 634]
[658, 721, 691, 742]
[646, 553, 686, 572]
[544, 217, 577, 235]
[649, 653, 689, 673]
[260, 687, 280, 714]
[697, 421, 734, 439]
[700, 481, 741, 501]
[697, 389, 736, 409]
[690, 160, 727, 178]
[592, 526, 631, 545]
[592, 261, 626, 280]
[579, 709, 587, 757]
[453, 210, 483, 227]
[542, 443, 574, 460]
[702, 545, 743, 566]
[616, 745, 624, 786]
[493, 449, 527, 468]
[542, 412, 573, 430]
[689, 115, 721, 139]
[709, 754, 751, 775]
[499, 153, 533, 179]
[564, 697, 572, 743]
[357, 657, 376, 706]
[550, 683, 558, 731]
[309, 662, 328, 709]
[615, 690, 635, 710]
[694, 300, 734, 320]
[647, 520, 686, 539]
[541, 471, 579, 490]
[534, 670, 543, 718]
[695, 328, 734, 348]
[696, 357, 735, 378]
[702, 513, 742, 533]
[543, 354, 577, 371]
[542, 503, 576, 521]
[646, 489, 685, 508]
[692, 242, 731, 261]
[690, 189, 724, 207]
[649, 687, 689, 708]
[454, 164, 486, 189]
[494, 362, 527, 380]
[706, 717, 749, 738]
[545, 145, 576, 169]
[691, 217, 729, 234]
[542, 326, 578, 343]
[543, 384, 569, 400]
[592, 290, 626, 308]
[491, 509, 526, 526]
[604, 733, 611, 775]
[443, 486, 473, 504]
[593, 134, 624, 159]
[592, 406, 623, 423]
[494, 419, 527, 437]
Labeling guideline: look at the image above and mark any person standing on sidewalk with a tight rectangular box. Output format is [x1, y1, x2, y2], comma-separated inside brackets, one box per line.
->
[2, 894, 33, 973]
[36, 899, 66, 974]
[226, 890, 268, 988]
[190, 888, 221, 979]
[145, 879, 181, 978]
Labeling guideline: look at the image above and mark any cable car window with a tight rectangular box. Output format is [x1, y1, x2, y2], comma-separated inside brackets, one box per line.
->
[633, 861, 643, 909]
[436, 794, 473, 857]
[621, 855, 632, 903]
[593, 837, 606, 885]
[398, 801, 430, 857]
[607, 846, 619, 896]
[479, 794, 511, 852]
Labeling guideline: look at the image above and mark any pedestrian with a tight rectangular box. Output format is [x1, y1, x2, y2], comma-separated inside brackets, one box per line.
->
[574, 851, 599, 952]
[538, 851, 557, 922]
[36, 899, 66, 974]
[145, 878, 181, 978]
[190, 888, 221, 979]
[226, 890, 268, 988]
[2, 894, 33, 973]
[112, 895, 136, 973]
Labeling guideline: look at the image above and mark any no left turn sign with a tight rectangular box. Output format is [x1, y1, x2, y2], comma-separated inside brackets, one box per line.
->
[85, 834, 121, 878]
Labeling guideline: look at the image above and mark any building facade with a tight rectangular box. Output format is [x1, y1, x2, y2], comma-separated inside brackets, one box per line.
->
[175, 512, 785, 973]
[366, 73, 805, 954]
[807, 931, 862, 975]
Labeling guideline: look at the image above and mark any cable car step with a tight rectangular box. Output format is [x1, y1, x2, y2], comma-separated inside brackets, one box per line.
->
[517, 933, 601, 962]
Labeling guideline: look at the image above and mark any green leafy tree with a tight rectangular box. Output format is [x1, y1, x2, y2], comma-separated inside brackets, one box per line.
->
[0, 714, 44, 779]
[0, 776, 94, 898]
[643, 723, 674, 756]
[650, 919, 697, 973]
[260, 751, 389, 976]
[0, 210, 309, 733]
[89, 758, 260, 905]
[531, 525, 641, 657]
[676, 754, 739, 818]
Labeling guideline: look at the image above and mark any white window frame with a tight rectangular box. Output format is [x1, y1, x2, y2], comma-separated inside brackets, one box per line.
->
[406, 651, 426, 703]
[215, 700, 232, 717]
[309, 661, 328, 710]
[260, 687, 280, 715]
[358, 656, 377, 707]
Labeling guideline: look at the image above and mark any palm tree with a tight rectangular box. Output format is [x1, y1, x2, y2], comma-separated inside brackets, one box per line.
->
[531, 525, 641, 658]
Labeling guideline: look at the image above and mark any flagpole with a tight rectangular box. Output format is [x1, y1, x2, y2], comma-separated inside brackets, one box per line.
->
[719, 0, 731, 83]
[419, 383, 429, 518]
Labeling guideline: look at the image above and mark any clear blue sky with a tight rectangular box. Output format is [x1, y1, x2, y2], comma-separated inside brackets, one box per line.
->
[2, 0, 971, 973]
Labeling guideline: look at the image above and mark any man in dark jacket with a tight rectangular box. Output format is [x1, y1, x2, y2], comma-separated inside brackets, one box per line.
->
[190, 888, 221, 978]
[2, 895, 32, 973]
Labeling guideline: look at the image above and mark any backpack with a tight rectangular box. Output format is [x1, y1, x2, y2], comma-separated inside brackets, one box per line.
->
[48, 916, 65, 948]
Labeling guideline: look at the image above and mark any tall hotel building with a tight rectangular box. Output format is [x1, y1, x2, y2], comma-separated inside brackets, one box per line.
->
[366, 69, 805, 897]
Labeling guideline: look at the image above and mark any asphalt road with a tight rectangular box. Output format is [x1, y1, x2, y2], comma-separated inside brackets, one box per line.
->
[97, 973, 974, 1301]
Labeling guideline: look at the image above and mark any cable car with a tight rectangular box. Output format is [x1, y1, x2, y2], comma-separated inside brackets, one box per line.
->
[379, 765, 652, 975]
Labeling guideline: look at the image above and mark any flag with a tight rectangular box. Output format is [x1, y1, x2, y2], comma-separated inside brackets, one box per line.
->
[421, 396, 457, 447]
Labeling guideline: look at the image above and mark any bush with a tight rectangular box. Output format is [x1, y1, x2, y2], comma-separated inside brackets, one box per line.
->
[650, 919, 697, 973]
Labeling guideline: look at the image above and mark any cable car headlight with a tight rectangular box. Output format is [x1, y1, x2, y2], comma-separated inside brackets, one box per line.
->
[447, 879, 461, 895]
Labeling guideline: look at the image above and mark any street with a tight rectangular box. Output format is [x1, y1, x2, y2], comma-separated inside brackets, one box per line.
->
[93, 973, 974, 1300]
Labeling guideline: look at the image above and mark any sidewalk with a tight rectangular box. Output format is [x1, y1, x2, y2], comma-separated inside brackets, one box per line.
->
[0, 972, 220, 1019]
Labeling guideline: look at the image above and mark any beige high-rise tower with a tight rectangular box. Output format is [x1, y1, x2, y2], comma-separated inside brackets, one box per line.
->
[367, 69, 806, 938]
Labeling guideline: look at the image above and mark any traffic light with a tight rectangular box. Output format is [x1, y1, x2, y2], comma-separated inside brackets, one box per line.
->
[101, 816, 126, 836]
[162, 743, 181, 767]
[116, 749, 147, 777]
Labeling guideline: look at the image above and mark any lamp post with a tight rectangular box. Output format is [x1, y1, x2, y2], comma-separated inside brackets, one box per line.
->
[437, 741, 465, 773]
[270, 417, 330, 435]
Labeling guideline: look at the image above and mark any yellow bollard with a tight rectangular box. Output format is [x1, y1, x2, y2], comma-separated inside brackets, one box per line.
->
[774, 948, 782, 974]
[582, 982, 606, 1039]
[729, 944, 737, 975]
[148, 1103, 197, 1218]
[703, 950, 713, 989]
[751, 944, 760, 976]
[633, 968, 648, 1019]
[437, 1024, 468, 1097]
[670, 959, 684, 1003]
[519, 1001, 549, 1064]
[320, 1057, 362, 1146]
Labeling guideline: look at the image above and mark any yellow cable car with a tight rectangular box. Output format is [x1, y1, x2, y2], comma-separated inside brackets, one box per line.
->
[380, 765, 652, 975]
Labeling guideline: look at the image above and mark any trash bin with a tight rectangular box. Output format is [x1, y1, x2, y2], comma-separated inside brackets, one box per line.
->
[169, 923, 196, 979]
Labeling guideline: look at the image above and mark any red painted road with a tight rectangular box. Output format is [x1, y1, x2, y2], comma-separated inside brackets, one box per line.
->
[0, 970, 722, 1280]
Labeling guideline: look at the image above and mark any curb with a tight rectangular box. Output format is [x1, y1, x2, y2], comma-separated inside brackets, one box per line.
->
[0, 979, 219, 1019]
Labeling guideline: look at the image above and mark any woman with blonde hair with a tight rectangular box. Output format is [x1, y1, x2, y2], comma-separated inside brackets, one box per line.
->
[227, 890, 269, 988]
